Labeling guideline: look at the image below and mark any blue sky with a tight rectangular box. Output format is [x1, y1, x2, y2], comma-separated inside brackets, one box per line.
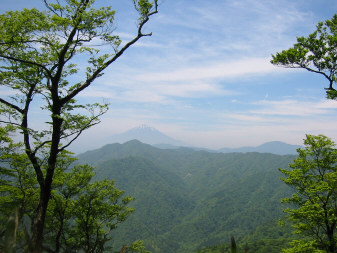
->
[2, 0, 337, 152]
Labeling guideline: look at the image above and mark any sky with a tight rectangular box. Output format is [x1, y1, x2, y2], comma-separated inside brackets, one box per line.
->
[2, 0, 337, 153]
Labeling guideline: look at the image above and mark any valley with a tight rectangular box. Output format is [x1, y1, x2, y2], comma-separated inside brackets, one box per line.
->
[77, 140, 296, 252]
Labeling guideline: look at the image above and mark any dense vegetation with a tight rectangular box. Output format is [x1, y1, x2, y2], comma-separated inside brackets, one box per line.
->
[77, 140, 296, 252]
[194, 221, 296, 253]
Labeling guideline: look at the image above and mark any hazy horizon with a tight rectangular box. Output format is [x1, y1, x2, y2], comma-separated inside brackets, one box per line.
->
[70, 124, 303, 154]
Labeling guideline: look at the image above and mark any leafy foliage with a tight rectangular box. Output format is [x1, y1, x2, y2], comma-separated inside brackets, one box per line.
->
[194, 221, 295, 253]
[271, 14, 337, 99]
[0, 136, 135, 252]
[0, 0, 158, 250]
[280, 134, 337, 252]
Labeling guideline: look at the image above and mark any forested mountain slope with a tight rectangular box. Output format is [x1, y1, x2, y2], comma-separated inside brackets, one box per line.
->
[77, 140, 295, 252]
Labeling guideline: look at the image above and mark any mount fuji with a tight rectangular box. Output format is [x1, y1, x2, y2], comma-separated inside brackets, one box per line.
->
[109, 124, 186, 147]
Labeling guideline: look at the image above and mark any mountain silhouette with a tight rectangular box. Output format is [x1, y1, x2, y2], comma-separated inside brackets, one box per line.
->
[109, 124, 186, 146]
[218, 141, 302, 155]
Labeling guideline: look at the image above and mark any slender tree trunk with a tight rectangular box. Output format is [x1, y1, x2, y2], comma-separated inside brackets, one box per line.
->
[326, 226, 336, 253]
[29, 185, 51, 252]
[55, 213, 64, 253]
[29, 105, 63, 252]
[29, 165, 57, 252]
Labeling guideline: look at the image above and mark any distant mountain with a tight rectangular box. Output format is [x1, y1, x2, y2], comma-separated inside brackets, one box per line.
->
[95, 124, 301, 156]
[109, 124, 186, 146]
[218, 141, 302, 155]
[77, 140, 296, 253]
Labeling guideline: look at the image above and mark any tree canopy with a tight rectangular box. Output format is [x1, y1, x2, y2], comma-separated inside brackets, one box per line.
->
[0, 0, 158, 251]
[271, 14, 337, 99]
[0, 136, 134, 252]
[280, 134, 337, 253]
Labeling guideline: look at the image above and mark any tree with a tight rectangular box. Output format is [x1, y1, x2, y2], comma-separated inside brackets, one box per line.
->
[230, 235, 237, 253]
[0, 0, 158, 251]
[0, 130, 135, 252]
[121, 241, 152, 253]
[271, 14, 337, 99]
[280, 134, 337, 253]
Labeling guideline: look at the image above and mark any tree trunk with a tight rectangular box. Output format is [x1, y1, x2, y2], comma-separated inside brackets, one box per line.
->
[327, 225, 336, 253]
[29, 185, 51, 252]
[29, 105, 63, 252]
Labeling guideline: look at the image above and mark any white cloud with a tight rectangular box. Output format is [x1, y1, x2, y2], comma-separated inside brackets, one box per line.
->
[155, 81, 235, 98]
[121, 89, 167, 103]
[136, 58, 281, 83]
[227, 114, 282, 124]
[252, 99, 337, 116]
[79, 89, 117, 99]
[316, 100, 337, 109]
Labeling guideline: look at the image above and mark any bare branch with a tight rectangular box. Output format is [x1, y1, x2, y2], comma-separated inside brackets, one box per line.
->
[58, 118, 103, 152]
[61, 3, 158, 104]
[0, 54, 52, 80]
[301, 65, 333, 85]
[43, 0, 62, 17]
[0, 98, 24, 114]
[0, 120, 22, 127]
[52, 0, 91, 84]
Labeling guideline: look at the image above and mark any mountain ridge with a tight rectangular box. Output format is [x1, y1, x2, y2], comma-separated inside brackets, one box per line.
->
[79, 138, 302, 156]
[109, 124, 186, 147]
[76, 139, 296, 252]
[104, 125, 302, 155]
[218, 141, 302, 155]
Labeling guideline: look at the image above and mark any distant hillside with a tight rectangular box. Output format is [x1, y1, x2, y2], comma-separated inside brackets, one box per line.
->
[77, 140, 296, 253]
[218, 141, 302, 155]
[108, 124, 186, 146]
[97, 125, 302, 155]
[94, 156, 195, 249]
